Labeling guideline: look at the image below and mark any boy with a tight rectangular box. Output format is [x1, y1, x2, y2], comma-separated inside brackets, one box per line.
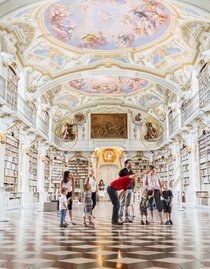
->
[162, 183, 173, 225]
[140, 189, 150, 225]
[60, 187, 68, 227]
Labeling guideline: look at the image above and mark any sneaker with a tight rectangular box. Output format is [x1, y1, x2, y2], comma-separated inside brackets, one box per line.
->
[145, 220, 149, 225]
[124, 218, 133, 223]
[118, 218, 124, 224]
[141, 220, 145, 225]
[169, 219, 173, 225]
[71, 221, 76, 225]
[112, 222, 123, 226]
[165, 220, 170, 225]
[60, 224, 64, 228]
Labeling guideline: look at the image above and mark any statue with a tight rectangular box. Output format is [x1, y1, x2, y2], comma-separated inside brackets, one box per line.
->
[62, 122, 76, 141]
[144, 122, 158, 141]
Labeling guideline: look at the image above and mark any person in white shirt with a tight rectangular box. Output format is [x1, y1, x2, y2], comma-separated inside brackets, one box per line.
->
[60, 170, 76, 225]
[60, 187, 68, 227]
[85, 170, 97, 216]
[143, 165, 163, 225]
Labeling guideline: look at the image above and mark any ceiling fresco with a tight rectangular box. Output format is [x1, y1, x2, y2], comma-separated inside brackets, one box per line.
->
[43, 0, 172, 51]
[68, 76, 149, 94]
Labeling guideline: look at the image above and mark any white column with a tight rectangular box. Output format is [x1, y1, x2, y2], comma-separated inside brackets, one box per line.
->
[18, 131, 36, 206]
[37, 142, 48, 210]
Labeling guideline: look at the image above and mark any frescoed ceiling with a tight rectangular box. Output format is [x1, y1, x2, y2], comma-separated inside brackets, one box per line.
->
[0, 0, 209, 126]
[43, 0, 172, 51]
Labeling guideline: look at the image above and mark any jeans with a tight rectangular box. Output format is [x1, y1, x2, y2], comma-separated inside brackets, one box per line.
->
[60, 209, 67, 225]
[119, 189, 132, 220]
[107, 186, 120, 224]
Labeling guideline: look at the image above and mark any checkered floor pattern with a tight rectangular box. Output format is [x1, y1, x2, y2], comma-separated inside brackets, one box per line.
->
[0, 203, 210, 269]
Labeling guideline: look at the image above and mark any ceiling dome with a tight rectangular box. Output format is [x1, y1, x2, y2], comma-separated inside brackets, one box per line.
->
[42, 0, 172, 51]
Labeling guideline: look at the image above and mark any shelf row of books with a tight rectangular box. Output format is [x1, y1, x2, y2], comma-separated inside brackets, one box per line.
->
[199, 132, 210, 185]
[4, 135, 19, 192]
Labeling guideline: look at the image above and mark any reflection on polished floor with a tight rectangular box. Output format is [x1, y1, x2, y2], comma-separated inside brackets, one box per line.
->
[0, 203, 210, 269]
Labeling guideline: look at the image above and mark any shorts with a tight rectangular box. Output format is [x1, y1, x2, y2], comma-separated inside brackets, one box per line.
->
[66, 192, 72, 210]
[163, 201, 172, 213]
[140, 208, 148, 216]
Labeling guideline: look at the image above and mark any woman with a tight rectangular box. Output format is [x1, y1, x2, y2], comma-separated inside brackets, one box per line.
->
[60, 170, 76, 225]
[143, 165, 163, 224]
[85, 170, 97, 216]
[98, 179, 105, 203]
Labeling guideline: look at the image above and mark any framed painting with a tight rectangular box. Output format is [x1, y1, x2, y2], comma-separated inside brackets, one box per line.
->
[91, 114, 127, 139]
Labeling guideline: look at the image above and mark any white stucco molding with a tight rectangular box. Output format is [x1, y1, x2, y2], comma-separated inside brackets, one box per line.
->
[34, 61, 184, 99]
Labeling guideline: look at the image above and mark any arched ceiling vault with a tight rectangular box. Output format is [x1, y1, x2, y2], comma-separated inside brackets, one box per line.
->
[0, 0, 209, 125]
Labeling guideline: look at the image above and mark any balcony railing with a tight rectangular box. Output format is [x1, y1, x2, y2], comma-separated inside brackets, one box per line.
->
[181, 92, 200, 126]
[17, 95, 35, 125]
[169, 115, 180, 137]
[37, 116, 49, 138]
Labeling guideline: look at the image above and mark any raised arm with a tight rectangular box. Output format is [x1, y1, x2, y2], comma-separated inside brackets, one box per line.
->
[60, 180, 63, 193]
[71, 175, 75, 199]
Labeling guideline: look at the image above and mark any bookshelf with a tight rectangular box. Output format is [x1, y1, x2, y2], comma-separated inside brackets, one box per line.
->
[4, 135, 19, 192]
[199, 132, 210, 186]
[168, 155, 174, 186]
[131, 159, 150, 190]
[29, 145, 38, 192]
[66, 159, 89, 197]
[6, 66, 18, 111]
[44, 155, 50, 192]
[155, 159, 168, 183]
[180, 146, 190, 186]
[51, 156, 64, 193]
[198, 61, 209, 109]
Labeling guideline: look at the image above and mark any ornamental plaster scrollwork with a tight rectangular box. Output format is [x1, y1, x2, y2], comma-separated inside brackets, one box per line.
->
[166, 65, 194, 92]
[26, 68, 50, 93]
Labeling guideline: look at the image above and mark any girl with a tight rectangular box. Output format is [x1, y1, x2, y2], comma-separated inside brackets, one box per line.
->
[85, 170, 97, 216]
[83, 183, 94, 226]
[98, 179, 105, 203]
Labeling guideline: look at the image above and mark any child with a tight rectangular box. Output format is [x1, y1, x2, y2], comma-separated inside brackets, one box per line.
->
[140, 189, 150, 225]
[162, 183, 173, 225]
[83, 183, 94, 226]
[60, 187, 68, 228]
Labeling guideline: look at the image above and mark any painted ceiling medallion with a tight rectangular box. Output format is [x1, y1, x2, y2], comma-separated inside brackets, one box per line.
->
[43, 0, 172, 52]
[68, 76, 148, 94]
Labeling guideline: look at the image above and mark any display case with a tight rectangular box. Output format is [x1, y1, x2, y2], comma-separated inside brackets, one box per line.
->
[199, 132, 210, 185]
[180, 146, 190, 186]
[196, 191, 209, 206]
[29, 145, 38, 192]
[4, 135, 19, 192]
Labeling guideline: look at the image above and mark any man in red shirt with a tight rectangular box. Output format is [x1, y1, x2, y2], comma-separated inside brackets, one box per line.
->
[107, 171, 146, 225]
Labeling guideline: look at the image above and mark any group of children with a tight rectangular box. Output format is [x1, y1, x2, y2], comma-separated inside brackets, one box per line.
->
[60, 183, 94, 227]
[60, 182, 173, 227]
[139, 183, 173, 225]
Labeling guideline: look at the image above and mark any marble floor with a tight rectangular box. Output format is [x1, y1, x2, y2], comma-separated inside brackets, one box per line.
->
[0, 203, 210, 269]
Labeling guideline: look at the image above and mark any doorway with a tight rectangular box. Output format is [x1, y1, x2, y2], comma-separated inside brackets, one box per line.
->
[99, 165, 119, 188]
